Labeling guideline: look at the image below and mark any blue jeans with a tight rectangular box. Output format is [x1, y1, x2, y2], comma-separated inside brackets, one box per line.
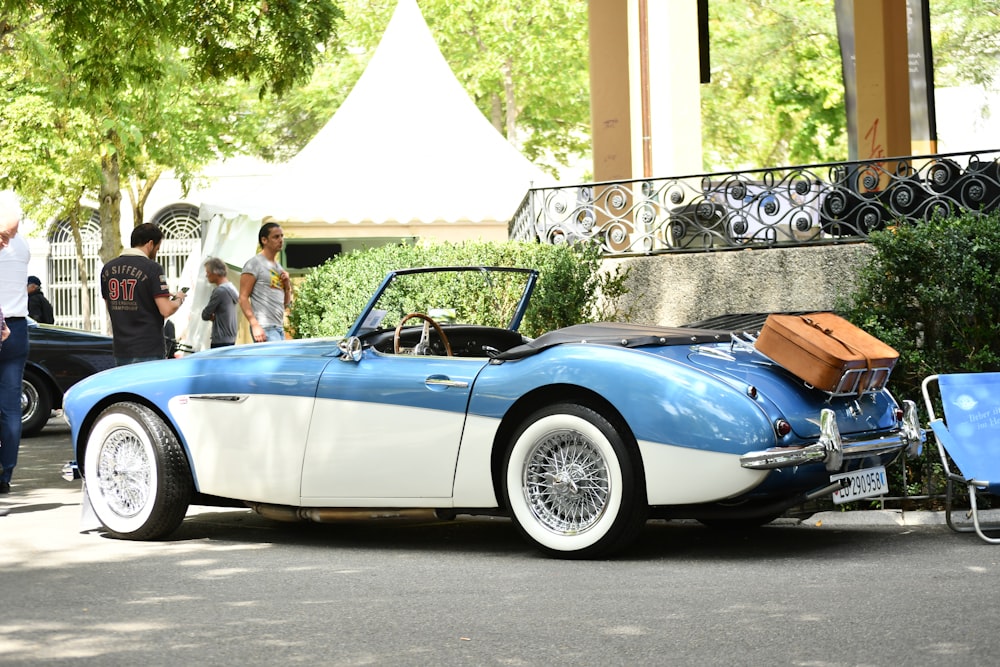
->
[0, 318, 29, 483]
[261, 326, 284, 343]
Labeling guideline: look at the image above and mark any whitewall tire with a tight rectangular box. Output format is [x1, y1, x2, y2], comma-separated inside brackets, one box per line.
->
[83, 402, 192, 540]
[504, 403, 647, 558]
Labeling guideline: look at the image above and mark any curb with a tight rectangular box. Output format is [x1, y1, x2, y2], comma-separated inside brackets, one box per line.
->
[801, 508, 1000, 527]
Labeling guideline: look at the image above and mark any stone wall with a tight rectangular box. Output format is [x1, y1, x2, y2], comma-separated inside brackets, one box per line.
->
[601, 243, 876, 326]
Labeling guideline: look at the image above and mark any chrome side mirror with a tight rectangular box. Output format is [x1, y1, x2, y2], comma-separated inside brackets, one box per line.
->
[338, 336, 363, 362]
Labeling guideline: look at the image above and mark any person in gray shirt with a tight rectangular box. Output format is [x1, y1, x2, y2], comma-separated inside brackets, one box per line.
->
[201, 257, 239, 347]
[239, 223, 291, 343]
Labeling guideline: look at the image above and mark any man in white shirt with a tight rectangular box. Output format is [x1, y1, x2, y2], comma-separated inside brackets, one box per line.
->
[0, 191, 30, 493]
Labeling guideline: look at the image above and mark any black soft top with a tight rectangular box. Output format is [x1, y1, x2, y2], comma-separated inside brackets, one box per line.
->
[496, 322, 729, 360]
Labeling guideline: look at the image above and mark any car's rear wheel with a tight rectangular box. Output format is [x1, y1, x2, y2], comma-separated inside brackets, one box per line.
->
[83, 402, 192, 540]
[503, 403, 647, 559]
[21, 369, 52, 437]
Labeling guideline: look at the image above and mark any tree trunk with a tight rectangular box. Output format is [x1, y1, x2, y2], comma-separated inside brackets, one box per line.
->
[490, 92, 503, 134]
[98, 148, 123, 264]
[128, 170, 161, 226]
[502, 57, 516, 143]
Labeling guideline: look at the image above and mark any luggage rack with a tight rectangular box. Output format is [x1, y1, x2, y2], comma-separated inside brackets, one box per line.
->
[805, 365, 894, 397]
[732, 332, 894, 397]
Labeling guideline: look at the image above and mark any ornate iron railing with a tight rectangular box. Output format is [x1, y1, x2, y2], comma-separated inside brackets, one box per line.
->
[510, 149, 1000, 254]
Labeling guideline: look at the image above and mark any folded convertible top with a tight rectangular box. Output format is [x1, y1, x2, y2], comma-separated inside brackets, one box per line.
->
[496, 322, 729, 360]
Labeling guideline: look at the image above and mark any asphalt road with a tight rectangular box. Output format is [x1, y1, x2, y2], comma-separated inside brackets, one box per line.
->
[2, 417, 998, 666]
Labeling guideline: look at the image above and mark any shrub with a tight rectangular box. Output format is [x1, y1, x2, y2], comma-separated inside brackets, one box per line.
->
[288, 240, 631, 339]
[840, 211, 1000, 399]
[839, 211, 1000, 505]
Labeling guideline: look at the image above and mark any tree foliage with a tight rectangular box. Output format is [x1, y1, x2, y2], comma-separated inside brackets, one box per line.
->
[701, 0, 847, 170]
[0, 0, 343, 265]
[931, 0, 1000, 89]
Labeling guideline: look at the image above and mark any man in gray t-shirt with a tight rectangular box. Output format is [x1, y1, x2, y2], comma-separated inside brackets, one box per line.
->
[239, 223, 291, 343]
[201, 257, 239, 347]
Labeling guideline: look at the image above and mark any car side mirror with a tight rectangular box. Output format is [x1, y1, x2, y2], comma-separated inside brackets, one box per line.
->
[338, 336, 363, 362]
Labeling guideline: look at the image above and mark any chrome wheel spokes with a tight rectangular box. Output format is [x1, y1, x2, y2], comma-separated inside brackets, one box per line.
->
[523, 430, 610, 534]
[97, 428, 152, 518]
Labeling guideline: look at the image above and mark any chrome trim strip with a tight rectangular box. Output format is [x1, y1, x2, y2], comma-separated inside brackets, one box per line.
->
[187, 394, 250, 403]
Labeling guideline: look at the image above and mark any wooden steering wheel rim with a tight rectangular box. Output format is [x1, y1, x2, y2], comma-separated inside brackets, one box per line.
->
[393, 312, 453, 356]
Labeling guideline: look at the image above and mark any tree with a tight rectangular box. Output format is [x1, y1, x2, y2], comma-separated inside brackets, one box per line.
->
[700, 0, 847, 171]
[930, 0, 1000, 89]
[0, 0, 344, 263]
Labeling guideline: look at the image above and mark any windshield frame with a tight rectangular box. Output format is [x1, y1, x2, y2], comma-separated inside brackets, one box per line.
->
[346, 266, 539, 337]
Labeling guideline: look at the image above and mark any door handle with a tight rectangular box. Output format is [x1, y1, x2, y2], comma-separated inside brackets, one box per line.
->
[425, 376, 469, 389]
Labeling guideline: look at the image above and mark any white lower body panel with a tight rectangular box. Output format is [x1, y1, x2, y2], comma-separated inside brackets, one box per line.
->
[638, 439, 769, 505]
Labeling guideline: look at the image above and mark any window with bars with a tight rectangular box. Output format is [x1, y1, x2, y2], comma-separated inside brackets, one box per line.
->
[152, 204, 202, 288]
[46, 204, 203, 333]
[47, 210, 103, 332]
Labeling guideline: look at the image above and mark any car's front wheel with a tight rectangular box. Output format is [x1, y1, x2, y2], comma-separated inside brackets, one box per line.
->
[21, 369, 53, 437]
[83, 402, 193, 540]
[503, 403, 647, 558]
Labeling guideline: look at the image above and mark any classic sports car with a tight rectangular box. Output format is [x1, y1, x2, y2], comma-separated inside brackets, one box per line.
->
[63, 267, 924, 558]
[24, 320, 114, 437]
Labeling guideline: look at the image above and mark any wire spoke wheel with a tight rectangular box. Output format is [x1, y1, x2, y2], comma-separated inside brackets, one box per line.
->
[523, 431, 611, 534]
[504, 403, 646, 558]
[84, 402, 193, 540]
[96, 427, 154, 519]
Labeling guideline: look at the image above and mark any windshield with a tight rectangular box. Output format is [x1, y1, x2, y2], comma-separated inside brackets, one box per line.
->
[348, 267, 537, 336]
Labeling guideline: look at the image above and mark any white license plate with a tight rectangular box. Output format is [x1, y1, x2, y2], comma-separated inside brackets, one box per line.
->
[831, 466, 888, 505]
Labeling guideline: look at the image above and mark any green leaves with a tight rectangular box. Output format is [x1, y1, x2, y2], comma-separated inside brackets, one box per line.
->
[839, 210, 1000, 504]
[701, 0, 847, 170]
[841, 212, 1000, 399]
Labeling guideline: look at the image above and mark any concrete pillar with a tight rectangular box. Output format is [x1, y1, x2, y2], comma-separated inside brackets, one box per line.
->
[589, 0, 633, 181]
[589, 0, 703, 182]
[852, 0, 911, 162]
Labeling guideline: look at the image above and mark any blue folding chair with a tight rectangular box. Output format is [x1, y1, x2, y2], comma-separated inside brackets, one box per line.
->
[922, 373, 1000, 543]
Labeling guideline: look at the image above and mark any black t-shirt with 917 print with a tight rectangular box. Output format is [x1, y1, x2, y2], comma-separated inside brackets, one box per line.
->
[100, 251, 171, 358]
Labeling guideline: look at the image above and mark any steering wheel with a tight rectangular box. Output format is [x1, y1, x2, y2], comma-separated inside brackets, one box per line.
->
[393, 312, 453, 356]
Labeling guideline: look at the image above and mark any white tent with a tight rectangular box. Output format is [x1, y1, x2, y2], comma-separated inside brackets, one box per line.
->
[210, 0, 547, 226]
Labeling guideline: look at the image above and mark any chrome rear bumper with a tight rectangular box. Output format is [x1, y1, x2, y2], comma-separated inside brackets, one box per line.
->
[740, 400, 925, 472]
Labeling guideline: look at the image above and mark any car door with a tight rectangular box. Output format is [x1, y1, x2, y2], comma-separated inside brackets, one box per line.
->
[299, 350, 489, 503]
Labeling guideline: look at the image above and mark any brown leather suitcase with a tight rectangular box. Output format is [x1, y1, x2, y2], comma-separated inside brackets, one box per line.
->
[755, 312, 898, 394]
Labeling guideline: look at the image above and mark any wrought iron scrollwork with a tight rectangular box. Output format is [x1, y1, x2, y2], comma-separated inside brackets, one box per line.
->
[511, 149, 1000, 255]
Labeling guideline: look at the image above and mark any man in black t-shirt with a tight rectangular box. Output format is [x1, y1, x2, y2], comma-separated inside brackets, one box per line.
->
[100, 223, 187, 366]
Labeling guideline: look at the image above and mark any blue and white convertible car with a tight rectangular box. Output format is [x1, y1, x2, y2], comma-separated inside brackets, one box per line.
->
[64, 266, 924, 558]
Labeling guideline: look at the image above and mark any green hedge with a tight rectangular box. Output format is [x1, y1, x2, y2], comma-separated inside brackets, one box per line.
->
[839, 211, 1000, 503]
[840, 211, 1000, 400]
[288, 240, 630, 339]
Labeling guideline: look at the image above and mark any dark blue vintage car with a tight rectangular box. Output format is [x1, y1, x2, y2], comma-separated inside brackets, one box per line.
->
[63, 267, 925, 558]
[24, 320, 114, 436]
